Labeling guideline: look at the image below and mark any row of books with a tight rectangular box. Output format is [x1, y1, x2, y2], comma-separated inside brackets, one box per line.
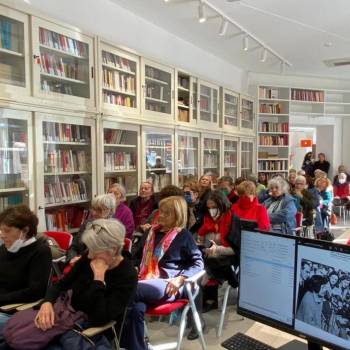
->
[259, 135, 289, 146]
[224, 153, 237, 167]
[102, 52, 135, 73]
[146, 85, 167, 101]
[258, 160, 288, 171]
[178, 136, 197, 149]
[44, 178, 88, 204]
[45, 150, 89, 173]
[104, 129, 134, 145]
[0, 174, 25, 188]
[145, 66, 168, 83]
[259, 122, 289, 132]
[103, 69, 136, 94]
[43, 122, 90, 143]
[0, 20, 12, 51]
[259, 87, 279, 99]
[0, 194, 23, 211]
[104, 152, 136, 171]
[147, 173, 171, 193]
[39, 27, 88, 58]
[146, 138, 171, 147]
[41, 80, 73, 95]
[103, 92, 136, 108]
[203, 154, 218, 168]
[259, 103, 284, 114]
[291, 89, 324, 102]
[104, 175, 138, 194]
[40, 53, 85, 81]
[45, 206, 90, 232]
[204, 139, 219, 149]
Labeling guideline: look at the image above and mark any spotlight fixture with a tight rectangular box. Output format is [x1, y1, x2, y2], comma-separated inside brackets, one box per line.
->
[260, 48, 267, 62]
[218, 18, 228, 36]
[243, 35, 249, 51]
[198, 1, 206, 23]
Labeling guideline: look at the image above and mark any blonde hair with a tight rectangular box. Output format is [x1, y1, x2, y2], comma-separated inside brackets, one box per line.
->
[108, 183, 126, 202]
[91, 194, 116, 216]
[295, 175, 306, 184]
[237, 181, 256, 196]
[315, 177, 331, 189]
[82, 218, 125, 255]
[159, 196, 187, 230]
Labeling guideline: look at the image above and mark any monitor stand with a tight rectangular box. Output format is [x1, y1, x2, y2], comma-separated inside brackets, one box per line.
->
[277, 340, 309, 350]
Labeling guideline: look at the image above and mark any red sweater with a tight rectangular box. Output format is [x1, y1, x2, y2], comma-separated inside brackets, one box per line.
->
[197, 210, 232, 247]
[231, 196, 270, 231]
[334, 183, 350, 199]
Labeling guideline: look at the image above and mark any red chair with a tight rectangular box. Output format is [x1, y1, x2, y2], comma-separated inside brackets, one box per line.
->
[144, 270, 206, 350]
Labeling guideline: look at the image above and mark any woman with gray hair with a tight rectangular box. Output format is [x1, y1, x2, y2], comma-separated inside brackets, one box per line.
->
[66, 193, 117, 264]
[263, 176, 297, 235]
[35, 219, 137, 342]
[108, 183, 135, 238]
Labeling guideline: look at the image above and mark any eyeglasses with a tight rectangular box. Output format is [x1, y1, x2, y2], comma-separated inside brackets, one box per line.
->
[86, 222, 113, 236]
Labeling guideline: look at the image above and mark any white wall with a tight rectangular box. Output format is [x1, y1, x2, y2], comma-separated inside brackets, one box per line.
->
[7, 0, 248, 93]
[289, 127, 315, 170]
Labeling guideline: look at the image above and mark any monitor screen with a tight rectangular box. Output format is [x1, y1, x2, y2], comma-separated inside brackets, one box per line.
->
[239, 230, 296, 326]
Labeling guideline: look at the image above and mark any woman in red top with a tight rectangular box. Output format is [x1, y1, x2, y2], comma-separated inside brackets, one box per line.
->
[231, 180, 270, 231]
[197, 190, 235, 312]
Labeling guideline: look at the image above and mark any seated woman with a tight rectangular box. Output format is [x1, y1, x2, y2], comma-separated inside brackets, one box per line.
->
[264, 176, 297, 235]
[231, 180, 270, 231]
[197, 191, 236, 312]
[35, 219, 137, 344]
[126, 196, 204, 350]
[108, 183, 135, 238]
[0, 205, 51, 340]
[66, 193, 116, 264]
[333, 172, 350, 208]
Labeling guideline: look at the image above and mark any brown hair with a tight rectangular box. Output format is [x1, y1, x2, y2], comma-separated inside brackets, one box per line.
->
[159, 185, 184, 201]
[236, 181, 256, 196]
[183, 181, 200, 193]
[0, 205, 39, 238]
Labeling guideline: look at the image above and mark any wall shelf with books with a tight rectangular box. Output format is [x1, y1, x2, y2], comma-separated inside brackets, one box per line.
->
[141, 59, 174, 118]
[101, 122, 139, 197]
[0, 109, 33, 212]
[100, 42, 140, 114]
[32, 17, 95, 109]
[202, 135, 221, 185]
[176, 131, 199, 187]
[0, 6, 30, 98]
[35, 114, 96, 233]
[222, 88, 239, 131]
[223, 137, 238, 180]
[143, 128, 174, 193]
[240, 95, 255, 133]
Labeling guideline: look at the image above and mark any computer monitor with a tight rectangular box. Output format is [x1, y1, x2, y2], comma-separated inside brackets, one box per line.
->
[238, 229, 350, 350]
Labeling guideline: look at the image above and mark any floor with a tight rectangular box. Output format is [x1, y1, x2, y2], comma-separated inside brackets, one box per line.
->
[147, 223, 350, 350]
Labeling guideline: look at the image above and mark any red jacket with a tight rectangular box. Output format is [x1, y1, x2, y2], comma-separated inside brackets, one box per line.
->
[334, 183, 350, 199]
[197, 210, 232, 247]
[231, 196, 270, 231]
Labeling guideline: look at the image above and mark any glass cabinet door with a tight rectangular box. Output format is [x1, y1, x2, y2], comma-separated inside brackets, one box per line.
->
[0, 6, 28, 94]
[142, 59, 173, 117]
[0, 110, 32, 211]
[177, 133, 199, 187]
[198, 81, 219, 125]
[32, 17, 94, 106]
[223, 89, 239, 129]
[241, 96, 255, 130]
[101, 43, 140, 113]
[224, 139, 238, 180]
[145, 132, 173, 193]
[177, 71, 191, 123]
[103, 123, 139, 198]
[202, 136, 221, 185]
[240, 140, 254, 178]
[36, 115, 95, 233]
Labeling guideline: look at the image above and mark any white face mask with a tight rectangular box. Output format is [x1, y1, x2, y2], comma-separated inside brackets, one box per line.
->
[209, 208, 219, 218]
[339, 178, 346, 184]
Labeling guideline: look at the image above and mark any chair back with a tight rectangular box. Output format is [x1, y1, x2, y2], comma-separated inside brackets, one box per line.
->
[45, 231, 73, 251]
[295, 212, 303, 228]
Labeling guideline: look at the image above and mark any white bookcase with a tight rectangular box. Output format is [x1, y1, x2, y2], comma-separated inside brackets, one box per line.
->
[240, 138, 255, 178]
[34, 113, 96, 232]
[201, 133, 221, 185]
[100, 41, 141, 116]
[240, 94, 255, 133]
[99, 120, 140, 198]
[0, 5, 30, 98]
[195, 80, 219, 127]
[31, 17, 95, 109]
[0, 109, 33, 211]
[222, 88, 240, 131]
[223, 136, 239, 180]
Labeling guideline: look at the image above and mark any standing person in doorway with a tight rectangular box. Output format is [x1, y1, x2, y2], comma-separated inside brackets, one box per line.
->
[313, 153, 330, 175]
[302, 152, 315, 177]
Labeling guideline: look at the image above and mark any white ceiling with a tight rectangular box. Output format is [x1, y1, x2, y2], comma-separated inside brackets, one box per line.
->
[113, 0, 350, 79]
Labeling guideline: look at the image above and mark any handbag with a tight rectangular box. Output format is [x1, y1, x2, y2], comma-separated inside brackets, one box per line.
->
[4, 291, 86, 350]
[317, 229, 335, 242]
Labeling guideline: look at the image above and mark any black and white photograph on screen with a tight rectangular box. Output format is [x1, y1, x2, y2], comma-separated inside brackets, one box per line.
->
[295, 259, 350, 341]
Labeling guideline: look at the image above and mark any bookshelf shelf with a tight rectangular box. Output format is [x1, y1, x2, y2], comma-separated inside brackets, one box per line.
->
[0, 147, 26, 151]
[146, 167, 167, 171]
[178, 147, 198, 151]
[104, 169, 137, 174]
[45, 199, 89, 208]
[204, 149, 218, 152]
[44, 171, 90, 176]
[291, 100, 324, 105]
[259, 145, 289, 148]
[178, 86, 189, 92]
[43, 141, 89, 146]
[0, 187, 27, 193]
[40, 72, 86, 85]
[178, 104, 189, 110]
[259, 113, 289, 116]
[102, 86, 136, 97]
[203, 165, 218, 168]
[102, 63, 135, 76]
[259, 158, 289, 161]
[0, 47, 23, 57]
[145, 97, 168, 104]
[224, 164, 237, 168]
[258, 132, 289, 135]
[259, 98, 289, 102]
[179, 166, 197, 170]
[104, 143, 136, 148]
[39, 44, 87, 60]
[146, 145, 171, 149]
[146, 76, 169, 86]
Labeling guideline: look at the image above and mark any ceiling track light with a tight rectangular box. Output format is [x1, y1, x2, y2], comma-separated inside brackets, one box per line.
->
[243, 35, 249, 51]
[218, 18, 228, 36]
[198, 1, 206, 23]
[260, 48, 267, 62]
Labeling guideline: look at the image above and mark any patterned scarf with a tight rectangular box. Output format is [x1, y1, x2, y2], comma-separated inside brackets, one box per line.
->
[138, 225, 179, 280]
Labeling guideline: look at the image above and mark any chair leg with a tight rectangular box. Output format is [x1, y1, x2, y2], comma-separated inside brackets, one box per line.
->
[176, 304, 190, 350]
[217, 284, 231, 338]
